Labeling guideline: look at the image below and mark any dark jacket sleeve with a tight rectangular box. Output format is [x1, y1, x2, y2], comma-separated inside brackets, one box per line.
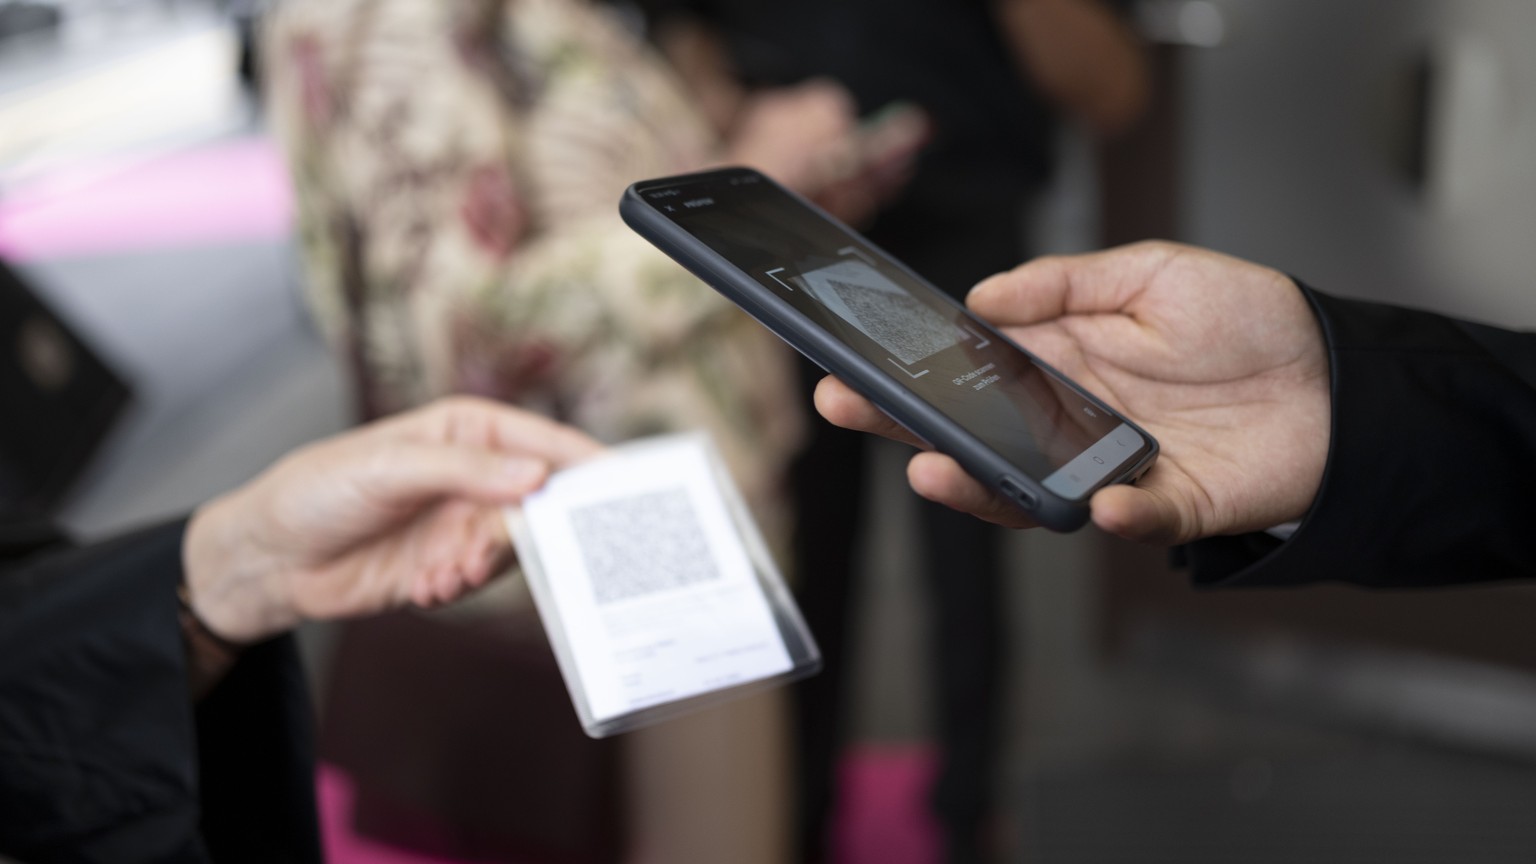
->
[1187, 284, 1536, 588]
[0, 522, 320, 864]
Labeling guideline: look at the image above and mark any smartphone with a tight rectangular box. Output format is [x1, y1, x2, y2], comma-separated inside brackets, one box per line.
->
[620, 167, 1157, 531]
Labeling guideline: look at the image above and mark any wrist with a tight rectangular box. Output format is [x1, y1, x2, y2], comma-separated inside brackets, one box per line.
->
[183, 491, 299, 644]
[177, 580, 243, 697]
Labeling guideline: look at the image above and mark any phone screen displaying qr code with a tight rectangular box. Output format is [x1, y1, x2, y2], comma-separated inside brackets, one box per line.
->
[570, 487, 722, 605]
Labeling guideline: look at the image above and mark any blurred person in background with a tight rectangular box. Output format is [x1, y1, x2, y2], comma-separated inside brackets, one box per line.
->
[633, 1, 1148, 860]
[262, 1, 924, 861]
[1, 397, 600, 864]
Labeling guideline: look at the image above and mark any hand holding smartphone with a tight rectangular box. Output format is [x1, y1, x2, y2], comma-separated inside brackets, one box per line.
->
[620, 167, 1157, 531]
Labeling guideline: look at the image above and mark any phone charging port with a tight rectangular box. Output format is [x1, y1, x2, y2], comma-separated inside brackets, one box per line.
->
[998, 476, 1037, 508]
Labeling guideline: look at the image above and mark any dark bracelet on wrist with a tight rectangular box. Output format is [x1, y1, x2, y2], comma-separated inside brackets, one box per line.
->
[177, 582, 245, 653]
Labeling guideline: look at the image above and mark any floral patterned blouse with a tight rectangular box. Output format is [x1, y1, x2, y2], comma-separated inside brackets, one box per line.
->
[264, 0, 804, 543]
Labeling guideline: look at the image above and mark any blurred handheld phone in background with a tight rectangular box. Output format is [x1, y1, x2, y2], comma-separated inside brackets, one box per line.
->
[620, 167, 1157, 531]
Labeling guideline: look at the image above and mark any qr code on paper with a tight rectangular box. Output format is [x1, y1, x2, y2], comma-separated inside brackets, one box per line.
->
[570, 487, 721, 605]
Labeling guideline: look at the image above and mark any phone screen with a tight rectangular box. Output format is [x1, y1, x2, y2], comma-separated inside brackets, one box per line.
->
[631, 171, 1152, 502]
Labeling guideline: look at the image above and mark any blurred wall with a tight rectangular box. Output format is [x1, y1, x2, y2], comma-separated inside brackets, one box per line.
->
[1178, 0, 1536, 322]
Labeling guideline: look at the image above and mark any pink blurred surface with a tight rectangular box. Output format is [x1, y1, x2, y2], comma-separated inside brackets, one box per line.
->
[319, 744, 940, 864]
[319, 766, 486, 864]
[830, 744, 942, 864]
[0, 138, 292, 262]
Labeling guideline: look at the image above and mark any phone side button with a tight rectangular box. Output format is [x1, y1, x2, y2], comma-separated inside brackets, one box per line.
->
[998, 476, 1038, 508]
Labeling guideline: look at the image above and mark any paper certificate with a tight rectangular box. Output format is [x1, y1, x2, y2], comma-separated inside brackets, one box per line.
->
[511, 435, 794, 725]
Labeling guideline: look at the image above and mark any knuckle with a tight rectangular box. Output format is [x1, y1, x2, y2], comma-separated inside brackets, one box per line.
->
[1132, 239, 1181, 259]
[435, 394, 486, 415]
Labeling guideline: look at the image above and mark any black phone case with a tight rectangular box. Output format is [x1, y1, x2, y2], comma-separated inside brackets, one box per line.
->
[620, 168, 1157, 532]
